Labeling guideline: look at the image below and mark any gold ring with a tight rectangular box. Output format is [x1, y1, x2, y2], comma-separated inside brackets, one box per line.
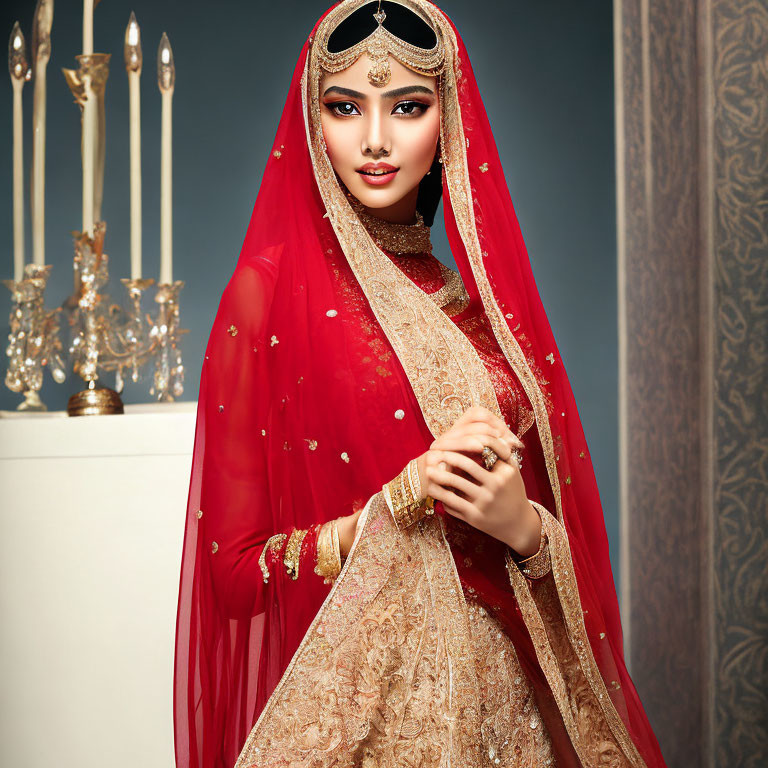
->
[481, 446, 499, 470]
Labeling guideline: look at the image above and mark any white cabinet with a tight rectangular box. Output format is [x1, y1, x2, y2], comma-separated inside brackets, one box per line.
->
[0, 402, 196, 768]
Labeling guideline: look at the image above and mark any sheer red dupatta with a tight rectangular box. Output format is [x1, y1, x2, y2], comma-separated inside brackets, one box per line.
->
[173, 1, 667, 766]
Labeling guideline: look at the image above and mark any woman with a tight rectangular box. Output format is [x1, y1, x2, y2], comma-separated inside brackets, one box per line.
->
[173, 1, 668, 766]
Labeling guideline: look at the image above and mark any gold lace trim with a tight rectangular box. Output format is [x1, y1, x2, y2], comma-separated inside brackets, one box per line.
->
[438, 20, 563, 525]
[506, 506, 648, 767]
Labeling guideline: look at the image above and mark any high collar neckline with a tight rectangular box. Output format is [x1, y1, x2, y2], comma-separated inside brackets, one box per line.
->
[348, 196, 433, 255]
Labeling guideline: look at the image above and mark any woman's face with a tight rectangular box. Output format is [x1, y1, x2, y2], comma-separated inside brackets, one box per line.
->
[319, 54, 440, 223]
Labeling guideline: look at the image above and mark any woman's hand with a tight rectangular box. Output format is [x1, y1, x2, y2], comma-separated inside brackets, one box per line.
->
[417, 406, 542, 557]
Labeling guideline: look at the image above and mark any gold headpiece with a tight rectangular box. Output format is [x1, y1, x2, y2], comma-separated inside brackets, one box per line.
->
[313, 0, 445, 87]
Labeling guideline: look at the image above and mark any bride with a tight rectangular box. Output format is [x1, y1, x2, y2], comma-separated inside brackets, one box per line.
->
[173, 1, 668, 766]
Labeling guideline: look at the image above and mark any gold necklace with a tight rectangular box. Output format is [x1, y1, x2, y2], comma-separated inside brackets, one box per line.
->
[348, 196, 470, 313]
[349, 196, 433, 255]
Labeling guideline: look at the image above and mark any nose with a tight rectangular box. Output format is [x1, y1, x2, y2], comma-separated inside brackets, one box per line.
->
[362, 102, 390, 157]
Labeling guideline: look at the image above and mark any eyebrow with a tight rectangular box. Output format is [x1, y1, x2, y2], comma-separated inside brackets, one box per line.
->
[322, 84, 434, 100]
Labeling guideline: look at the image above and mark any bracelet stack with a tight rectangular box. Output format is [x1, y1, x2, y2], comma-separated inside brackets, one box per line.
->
[382, 457, 435, 530]
[314, 518, 344, 584]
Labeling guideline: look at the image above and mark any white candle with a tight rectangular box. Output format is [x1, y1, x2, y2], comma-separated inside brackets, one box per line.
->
[125, 12, 143, 280]
[31, 4, 53, 268]
[12, 79, 24, 281]
[82, 0, 95, 237]
[8, 23, 29, 283]
[157, 33, 175, 285]
[83, 0, 93, 56]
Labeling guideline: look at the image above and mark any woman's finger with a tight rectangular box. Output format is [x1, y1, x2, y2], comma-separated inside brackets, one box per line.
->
[434, 449, 491, 484]
[451, 406, 504, 433]
[430, 421, 498, 449]
[448, 408, 524, 451]
[432, 433, 512, 462]
[429, 462, 489, 502]
[427, 482, 477, 521]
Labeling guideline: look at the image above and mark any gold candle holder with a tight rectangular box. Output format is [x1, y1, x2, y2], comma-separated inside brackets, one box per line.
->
[66, 222, 124, 416]
[2, 263, 67, 411]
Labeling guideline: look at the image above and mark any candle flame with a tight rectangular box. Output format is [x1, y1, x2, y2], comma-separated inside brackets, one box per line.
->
[8, 22, 31, 82]
[124, 11, 143, 73]
[157, 32, 175, 93]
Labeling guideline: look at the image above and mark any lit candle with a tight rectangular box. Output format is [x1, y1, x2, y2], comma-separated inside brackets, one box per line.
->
[31, 0, 54, 267]
[8, 22, 30, 283]
[157, 32, 175, 285]
[124, 12, 142, 280]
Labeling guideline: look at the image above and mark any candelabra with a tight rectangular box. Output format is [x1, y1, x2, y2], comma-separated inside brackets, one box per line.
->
[2, 263, 67, 411]
[65, 223, 187, 416]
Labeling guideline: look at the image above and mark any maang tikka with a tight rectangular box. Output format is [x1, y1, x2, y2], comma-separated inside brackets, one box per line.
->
[313, 0, 445, 87]
[368, 0, 392, 86]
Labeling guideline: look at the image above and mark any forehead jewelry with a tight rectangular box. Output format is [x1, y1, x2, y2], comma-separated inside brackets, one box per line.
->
[368, 0, 391, 86]
[314, 0, 445, 88]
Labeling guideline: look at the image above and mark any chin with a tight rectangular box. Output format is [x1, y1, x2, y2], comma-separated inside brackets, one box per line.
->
[346, 176, 417, 210]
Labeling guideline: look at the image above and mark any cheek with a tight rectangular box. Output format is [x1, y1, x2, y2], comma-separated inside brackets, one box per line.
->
[320, 115, 357, 170]
[396, 113, 440, 170]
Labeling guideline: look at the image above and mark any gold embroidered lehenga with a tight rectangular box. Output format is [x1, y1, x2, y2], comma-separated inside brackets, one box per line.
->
[173, 2, 669, 766]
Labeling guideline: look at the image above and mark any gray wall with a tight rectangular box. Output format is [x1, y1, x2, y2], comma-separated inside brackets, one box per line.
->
[0, 0, 618, 588]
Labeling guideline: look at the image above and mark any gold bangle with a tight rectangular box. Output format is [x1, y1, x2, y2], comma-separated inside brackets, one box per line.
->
[406, 457, 422, 500]
[283, 527, 309, 580]
[383, 462, 435, 530]
[314, 519, 343, 584]
[505, 502, 551, 580]
[258, 533, 288, 584]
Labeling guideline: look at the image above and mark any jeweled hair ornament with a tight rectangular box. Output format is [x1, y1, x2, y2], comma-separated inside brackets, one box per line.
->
[313, 0, 445, 86]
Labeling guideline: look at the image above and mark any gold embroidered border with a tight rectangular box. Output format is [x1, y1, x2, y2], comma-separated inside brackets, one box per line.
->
[506, 508, 648, 767]
[438, 13, 649, 763]
[437, 19, 564, 524]
[303, 0, 504, 438]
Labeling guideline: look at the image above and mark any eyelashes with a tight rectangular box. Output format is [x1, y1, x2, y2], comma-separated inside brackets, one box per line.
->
[324, 100, 430, 118]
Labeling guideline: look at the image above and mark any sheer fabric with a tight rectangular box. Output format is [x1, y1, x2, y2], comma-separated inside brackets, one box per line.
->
[173, 1, 668, 766]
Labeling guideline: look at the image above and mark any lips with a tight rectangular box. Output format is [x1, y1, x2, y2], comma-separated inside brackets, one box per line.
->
[356, 162, 399, 185]
[357, 162, 398, 176]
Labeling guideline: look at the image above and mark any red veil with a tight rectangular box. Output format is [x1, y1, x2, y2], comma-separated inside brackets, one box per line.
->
[173, 1, 668, 766]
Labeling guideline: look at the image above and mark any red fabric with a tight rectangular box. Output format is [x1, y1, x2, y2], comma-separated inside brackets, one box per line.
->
[173, 3, 668, 766]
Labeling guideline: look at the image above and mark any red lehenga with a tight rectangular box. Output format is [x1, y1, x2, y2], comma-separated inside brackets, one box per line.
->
[173, 1, 669, 766]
